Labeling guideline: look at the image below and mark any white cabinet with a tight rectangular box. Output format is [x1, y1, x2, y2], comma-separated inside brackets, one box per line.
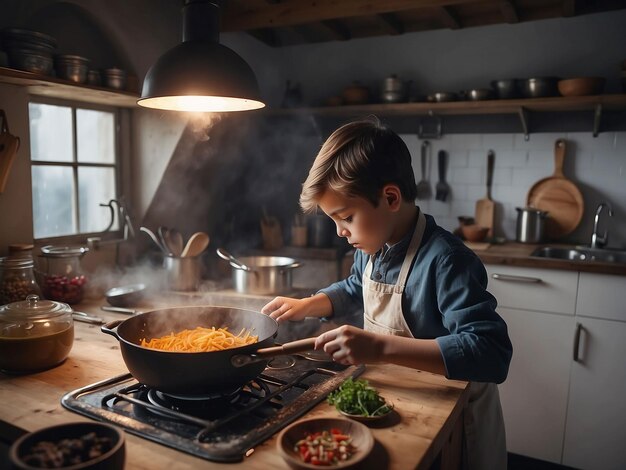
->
[486, 265, 578, 315]
[486, 265, 577, 464]
[562, 273, 626, 470]
[497, 307, 574, 463]
[487, 266, 626, 470]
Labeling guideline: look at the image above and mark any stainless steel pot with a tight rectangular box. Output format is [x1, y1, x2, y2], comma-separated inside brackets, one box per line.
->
[516, 207, 548, 243]
[217, 249, 302, 295]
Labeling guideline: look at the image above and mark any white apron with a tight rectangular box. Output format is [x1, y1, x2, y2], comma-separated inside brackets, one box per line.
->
[362, 210, 507, 470]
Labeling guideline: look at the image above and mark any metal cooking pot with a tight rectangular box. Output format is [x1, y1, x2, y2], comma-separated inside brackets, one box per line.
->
[217, 248, 302, 295]
[100, 306, 314, 394]
[516, 207, 548, 243]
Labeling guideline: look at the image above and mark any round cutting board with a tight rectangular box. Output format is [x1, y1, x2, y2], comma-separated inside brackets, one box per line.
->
[526, 139, 583, 239]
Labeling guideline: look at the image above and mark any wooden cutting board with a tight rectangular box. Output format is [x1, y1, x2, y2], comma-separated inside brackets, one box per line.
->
[526, 139, 583, 239]
[475, 150, 495, 237]
[0, 109, 20, 193]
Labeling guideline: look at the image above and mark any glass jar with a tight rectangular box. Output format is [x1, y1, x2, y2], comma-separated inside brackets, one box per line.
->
[39, 245, 89, 304]
[0, 257, 42, 305]
[8, 243, 35, 260]
[0, 294, 74, 373]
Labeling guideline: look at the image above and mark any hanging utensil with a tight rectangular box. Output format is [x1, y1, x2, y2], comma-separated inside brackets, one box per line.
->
[181, 232, 210, 257]
[475, 150, 495, 237]
[0, 110, 20, 193]
[435, 150, 451, 202]
[416, 140, 431, 200]
[526, 139, 583, 239]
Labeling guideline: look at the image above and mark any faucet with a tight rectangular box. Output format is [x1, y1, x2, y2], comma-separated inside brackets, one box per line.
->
[590, 202, 613, 249]
[87, 197, 136, 250]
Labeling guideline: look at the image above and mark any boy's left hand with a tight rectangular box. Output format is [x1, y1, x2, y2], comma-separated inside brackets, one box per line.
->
[315, 325, 383, 365]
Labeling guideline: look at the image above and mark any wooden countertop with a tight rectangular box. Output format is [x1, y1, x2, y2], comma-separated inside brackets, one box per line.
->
[0, 297, 470, 470]
[465, 241, 626, 276]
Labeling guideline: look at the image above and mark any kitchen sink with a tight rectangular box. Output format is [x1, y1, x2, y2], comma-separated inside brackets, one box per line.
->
[531, 246, 626, 264]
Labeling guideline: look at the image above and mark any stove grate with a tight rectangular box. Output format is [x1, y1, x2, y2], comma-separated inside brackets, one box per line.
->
[62, 361, 364, 463]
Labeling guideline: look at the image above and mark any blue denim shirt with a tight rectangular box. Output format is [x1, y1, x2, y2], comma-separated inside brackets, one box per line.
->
[320, 211, 512, 384]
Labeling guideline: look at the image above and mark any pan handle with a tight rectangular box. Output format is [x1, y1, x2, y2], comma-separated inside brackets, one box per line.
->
[554, 139, 566, 178]
[101, 319, 124, 338]
[255, 337, 317, 357]
[216, 248, 253, 272]
[281, 261, 303, 272]
[230, 337, 317, 368]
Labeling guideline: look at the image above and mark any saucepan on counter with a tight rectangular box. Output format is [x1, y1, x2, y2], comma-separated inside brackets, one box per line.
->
[516, 207, 549, 243]
[216, 248, 302, 295]
[101, 306, 316, 394]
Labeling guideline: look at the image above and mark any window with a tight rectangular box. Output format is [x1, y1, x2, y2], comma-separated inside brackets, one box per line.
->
[29, 101, 119, 239]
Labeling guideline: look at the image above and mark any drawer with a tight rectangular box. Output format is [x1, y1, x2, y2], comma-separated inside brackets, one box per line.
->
[577, 272, 626, 322]
[486, 265, 578, 315]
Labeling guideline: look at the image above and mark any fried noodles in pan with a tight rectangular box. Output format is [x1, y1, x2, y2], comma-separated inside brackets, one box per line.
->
[140, 326, 258, 352]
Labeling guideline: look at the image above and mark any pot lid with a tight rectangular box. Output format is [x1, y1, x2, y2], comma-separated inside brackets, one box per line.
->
[0, 294, 72, 321]
[40, 245, 88, 258]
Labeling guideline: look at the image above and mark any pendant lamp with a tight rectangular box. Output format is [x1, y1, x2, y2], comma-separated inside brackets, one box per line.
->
[138, 0, 265, 112]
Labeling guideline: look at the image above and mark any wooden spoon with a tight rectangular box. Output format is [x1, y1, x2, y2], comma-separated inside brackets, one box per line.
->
[181, 232, 210, 257]
[165, 228, 184, 257]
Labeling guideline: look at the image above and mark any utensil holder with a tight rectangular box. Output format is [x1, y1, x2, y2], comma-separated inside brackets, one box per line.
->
[163, 256, 200, 291]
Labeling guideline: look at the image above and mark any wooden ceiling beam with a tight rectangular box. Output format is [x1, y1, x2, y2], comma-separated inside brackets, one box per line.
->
[437, 6, 461, 29]
[319, 19, 352, 41]
[377, 13, 405, 35]
[500, 1, 519, 23]
[222, 0, 479, 31]
[247, 28, 282, 47]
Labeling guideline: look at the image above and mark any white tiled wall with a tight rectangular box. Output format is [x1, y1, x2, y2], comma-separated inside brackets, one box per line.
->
[400, 132, 626, 248]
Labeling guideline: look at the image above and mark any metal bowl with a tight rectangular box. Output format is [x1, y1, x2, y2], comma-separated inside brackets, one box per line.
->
[462, 88, 494, 101]
[427, 92, 458, 102]
[491, 79, 521, 99]
[105, 283, 146, 307]
[520, 77, 559, 98]
[103, 68, 127, 90]
[55, 54, 90, 83]
[7, 48, 53, 75]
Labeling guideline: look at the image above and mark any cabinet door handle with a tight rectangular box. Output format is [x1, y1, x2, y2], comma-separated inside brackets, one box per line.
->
[573, 322, 583, 362]
[491, 273, 542, 283]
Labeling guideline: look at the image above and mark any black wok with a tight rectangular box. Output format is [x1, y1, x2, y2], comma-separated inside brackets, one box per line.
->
[101, 306, 315, 395]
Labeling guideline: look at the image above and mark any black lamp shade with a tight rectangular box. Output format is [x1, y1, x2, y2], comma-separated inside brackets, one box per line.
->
[138, 40, 264, 112]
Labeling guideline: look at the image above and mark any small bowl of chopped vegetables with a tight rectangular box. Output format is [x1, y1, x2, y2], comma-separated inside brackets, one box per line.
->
[277, 417, 373, 469]
[9, 421, 125, 469]
[328, 378, 394, 422]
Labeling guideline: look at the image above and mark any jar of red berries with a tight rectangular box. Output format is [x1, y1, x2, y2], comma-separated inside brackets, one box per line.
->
[39, 246, 89, 304]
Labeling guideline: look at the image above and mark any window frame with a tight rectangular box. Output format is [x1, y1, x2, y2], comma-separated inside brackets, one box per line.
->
[28, 96, 123, 244]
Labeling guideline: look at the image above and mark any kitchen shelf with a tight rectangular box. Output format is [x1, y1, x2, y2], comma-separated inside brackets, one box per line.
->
[263, 94, 626, 139]
[0, 66, 138, 108]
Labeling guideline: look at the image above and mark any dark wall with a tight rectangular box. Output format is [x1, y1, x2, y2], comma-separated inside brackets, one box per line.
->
[141, 112, 323, 271]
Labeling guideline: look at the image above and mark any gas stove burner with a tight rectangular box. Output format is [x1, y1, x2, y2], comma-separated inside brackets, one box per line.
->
[267, 355, 296, 370]
[146, 386, 242, 418]
[160, 387, 241, 402]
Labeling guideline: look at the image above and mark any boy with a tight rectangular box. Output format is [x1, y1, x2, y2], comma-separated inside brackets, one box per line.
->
[262, 117, 512, 469]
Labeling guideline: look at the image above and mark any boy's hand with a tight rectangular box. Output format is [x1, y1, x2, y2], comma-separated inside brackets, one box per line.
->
[261, 296, 310, 322]
[315, 325, 383, 365]
[261, 293, 333, 322]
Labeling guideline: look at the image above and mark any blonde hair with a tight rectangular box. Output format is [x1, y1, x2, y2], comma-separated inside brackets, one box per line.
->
[300, 117, 417, 212]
